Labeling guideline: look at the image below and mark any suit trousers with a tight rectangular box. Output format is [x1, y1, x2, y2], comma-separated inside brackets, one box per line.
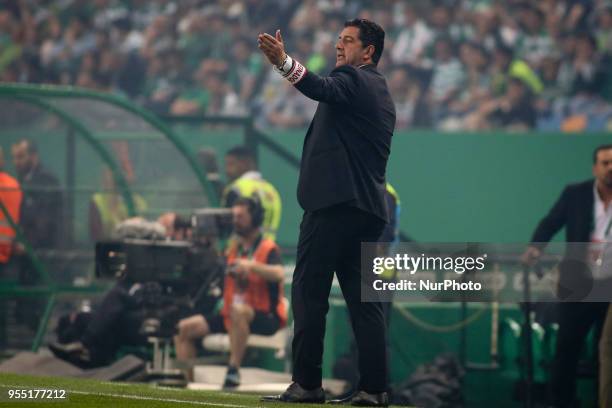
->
[291, 204, 387, 392]
[551, 302, 608, 407]
[599, 304, 612, 408]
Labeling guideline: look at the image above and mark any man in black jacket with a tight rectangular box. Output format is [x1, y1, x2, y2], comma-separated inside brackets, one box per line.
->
[258, 19, 395, 406]
[11, 139, 62, 330]
[522, 144, 612, 407]
[11, 139, 62, 251]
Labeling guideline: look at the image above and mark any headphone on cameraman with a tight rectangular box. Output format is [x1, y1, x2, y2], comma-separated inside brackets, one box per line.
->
[239, 194, 264, 229]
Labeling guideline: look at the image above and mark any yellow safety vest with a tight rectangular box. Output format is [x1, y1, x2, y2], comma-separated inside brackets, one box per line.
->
[222, 175, 282, 241]
[385, 182, 400, 206]
[381, 182, 401, 280]
[92, 193, 148, 239]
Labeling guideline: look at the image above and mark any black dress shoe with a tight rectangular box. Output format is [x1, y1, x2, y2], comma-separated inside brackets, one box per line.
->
[328, 391, 388, 407]
[48, 341, 93, 369]
[261, 382, 325, 403]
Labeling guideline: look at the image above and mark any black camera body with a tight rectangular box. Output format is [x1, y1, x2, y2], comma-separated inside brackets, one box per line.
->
[95, 239, 212, 286]
[173, 208, 233, 241]
[95, 238, 224, 338]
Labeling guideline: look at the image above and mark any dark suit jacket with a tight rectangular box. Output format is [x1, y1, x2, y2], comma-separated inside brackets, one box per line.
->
[20, 164, 62, 249]
[531, 179, 594, 245]
[531, 180, 596, 296]
[294, 64, 396, 222]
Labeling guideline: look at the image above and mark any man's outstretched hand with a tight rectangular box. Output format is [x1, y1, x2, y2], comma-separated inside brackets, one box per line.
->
[258, 29, 286, 67]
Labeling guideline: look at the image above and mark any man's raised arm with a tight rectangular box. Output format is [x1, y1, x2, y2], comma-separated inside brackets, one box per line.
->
[257, 30, 357, 104]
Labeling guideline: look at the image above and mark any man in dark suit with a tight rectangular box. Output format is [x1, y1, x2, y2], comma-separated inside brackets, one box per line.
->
[522, 144, 612, 407]
[11, 139, 62, 330]
[257, 19, 395, 406]
[11, 139, 62, 251]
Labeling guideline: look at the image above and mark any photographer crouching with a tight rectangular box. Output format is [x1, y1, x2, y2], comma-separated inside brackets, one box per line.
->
[174, 196, 287, 388]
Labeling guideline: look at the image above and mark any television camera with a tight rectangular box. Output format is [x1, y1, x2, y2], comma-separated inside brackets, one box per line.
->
[93, 208, 232, 384]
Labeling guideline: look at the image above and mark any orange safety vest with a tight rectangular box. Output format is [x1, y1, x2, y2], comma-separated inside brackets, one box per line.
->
[0, 172, 22, 264]
[221, 237, 287, 331]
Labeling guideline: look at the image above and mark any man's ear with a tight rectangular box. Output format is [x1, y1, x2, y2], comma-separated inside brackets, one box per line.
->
[363, 44, 375, 61]
[364, 44, 375, 61]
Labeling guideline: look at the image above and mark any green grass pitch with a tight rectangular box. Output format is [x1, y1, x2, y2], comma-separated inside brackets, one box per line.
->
[0, 372, 317, 408]
[0, 372, 408, 407]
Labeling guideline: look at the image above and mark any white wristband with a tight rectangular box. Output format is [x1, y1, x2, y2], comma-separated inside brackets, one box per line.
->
[273, 54, 307, 85]
[274, 54, 292, 74]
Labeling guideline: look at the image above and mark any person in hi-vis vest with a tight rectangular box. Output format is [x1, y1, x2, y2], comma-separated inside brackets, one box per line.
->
[222, 146, 281, 241]
[89, 168, 147, 242]
[0, 146, 22, 269]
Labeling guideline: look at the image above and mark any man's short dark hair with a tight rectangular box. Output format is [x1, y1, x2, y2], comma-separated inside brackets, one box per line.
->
[234, 195, 264, 228]
[344, 18, 385, 65]
[15, 138, 38, 155]
[226, 146, 255, 162]
[593, 144, 612, 163]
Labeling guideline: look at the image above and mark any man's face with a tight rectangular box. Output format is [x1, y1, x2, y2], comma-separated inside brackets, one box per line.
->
[593, 149, 612, 188]
[493, 50, 511, 70]
[335, 26, 371, 67]
[507, 80, 526, 104]
[224, 155, 248, 182]
[11, 142, 35, 177]
[434, 40, 451, 61]
[204, 75, 224, 95]
[232, 204, 254, 237]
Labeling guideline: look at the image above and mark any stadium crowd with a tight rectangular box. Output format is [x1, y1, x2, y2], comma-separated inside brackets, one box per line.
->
[1, 0, 612, 131]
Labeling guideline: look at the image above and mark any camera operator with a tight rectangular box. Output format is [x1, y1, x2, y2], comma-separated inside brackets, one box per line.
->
[49, 212, 222, 368]
[174, 196, 287, 388]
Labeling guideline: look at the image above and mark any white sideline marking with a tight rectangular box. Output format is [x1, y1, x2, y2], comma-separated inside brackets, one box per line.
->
[0, 383, 259, 407]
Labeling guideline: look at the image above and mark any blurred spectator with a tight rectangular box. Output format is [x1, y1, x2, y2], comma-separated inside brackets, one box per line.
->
[440, 42, 492, 130]
[427, 36, 465, 122]
[429, 2, 466, 44]
[227, 37, 263, 105]
[490, 44, 543, 96]
[290, 0, 325, 38]
[170, 59, 216, 116]
[535, 55, 565, 122]
[562, 0, 593, 32]
[511, 4, 556, 70]
[390, 4, 432, 67]
[203, 71, 245, 116]
[2, 0, 612, 131]
[559, 32, 607, 97]
[387, 66, 421, 130]
[456, 42, 491, 110]
[170, 57, 245, 117]
[467, 4, 503, 53]
[64, 15, 97, 59]
[259, 80, 317, 129]
[594, 5, 612, 55]
[466, 77, 537, 131]
[142, 49, 184, 114]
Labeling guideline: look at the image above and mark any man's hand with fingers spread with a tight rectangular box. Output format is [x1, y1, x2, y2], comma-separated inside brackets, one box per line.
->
[258, 29, 307, 85]
[257, 29, 286, 67]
